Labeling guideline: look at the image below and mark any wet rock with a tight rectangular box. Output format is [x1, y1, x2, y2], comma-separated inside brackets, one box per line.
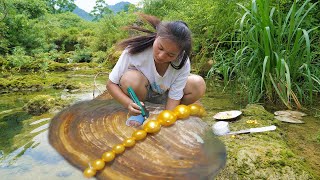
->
[241, 104, 274, 120]
[23, 95, 68, 115]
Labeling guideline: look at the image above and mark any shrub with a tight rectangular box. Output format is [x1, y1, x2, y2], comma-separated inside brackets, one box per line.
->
[6, 47, 34, 71]
[92, 51, 107, 63]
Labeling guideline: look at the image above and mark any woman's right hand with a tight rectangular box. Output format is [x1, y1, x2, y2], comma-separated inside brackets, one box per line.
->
[127, 101, 145, 116]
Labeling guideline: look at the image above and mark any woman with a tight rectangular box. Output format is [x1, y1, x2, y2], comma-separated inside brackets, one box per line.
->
[107, 13, 206, 127]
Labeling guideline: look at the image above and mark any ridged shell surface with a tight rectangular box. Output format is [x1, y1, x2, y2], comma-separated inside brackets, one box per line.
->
[49, 98, 226, 180]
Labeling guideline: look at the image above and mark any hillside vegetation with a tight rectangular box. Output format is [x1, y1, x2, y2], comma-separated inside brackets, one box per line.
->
[0, 0, 319, 108]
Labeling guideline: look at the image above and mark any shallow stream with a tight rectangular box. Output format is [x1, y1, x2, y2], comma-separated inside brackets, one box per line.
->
[0, 74, 106, 180]
[0, 78, 319, 179]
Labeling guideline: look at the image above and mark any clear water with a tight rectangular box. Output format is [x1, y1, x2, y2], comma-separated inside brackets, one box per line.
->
[0, 91, 102, 180]
[0, 74, 106, 180]
[0, 130, 85, 180]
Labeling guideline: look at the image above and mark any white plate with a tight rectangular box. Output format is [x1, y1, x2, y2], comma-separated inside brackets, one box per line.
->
[213, 110, 242, 120]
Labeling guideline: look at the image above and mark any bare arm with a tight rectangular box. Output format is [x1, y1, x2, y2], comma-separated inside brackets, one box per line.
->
[165, 98, 180, 110]
[106, 80, 141, 115]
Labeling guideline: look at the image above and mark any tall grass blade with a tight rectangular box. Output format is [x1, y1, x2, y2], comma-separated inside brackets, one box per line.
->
[303, 63, 313, 103]
[293, 1, 319, 38]
[282, 59, 291, 101]
[281, 1, 294, 36]
[302, 29, 311, 62]
[261, 56, 269, 92]
[269, 73, 291, 109]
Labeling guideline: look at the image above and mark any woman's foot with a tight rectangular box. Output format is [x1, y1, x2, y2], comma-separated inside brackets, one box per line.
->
[126, 114, 145, 127]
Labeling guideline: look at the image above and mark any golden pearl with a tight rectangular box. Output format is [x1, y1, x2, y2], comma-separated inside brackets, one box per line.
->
[173, 105, 191, 119]
[83, 167, 96, 178]
[157, 110, 177, 126]
[123, 137, 136, 147]
[132, 130, 147, 140]
[188, 104, 201, 116]
[102, 151, 115, 162]
[112, 144, 125, 154]
[143, 120, 161, 133]
[91, 159, 105, 170]
[198, 107, 207, 117]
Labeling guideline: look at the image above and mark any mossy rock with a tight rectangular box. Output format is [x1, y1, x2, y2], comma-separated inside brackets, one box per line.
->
[23, 95, 68, 115]
[214, 104, 314, 179]
[51, 79, 80, 90]
[0, 75, 44, 93]
[242, 104, 274, 120]
[47, 61, 69, 71]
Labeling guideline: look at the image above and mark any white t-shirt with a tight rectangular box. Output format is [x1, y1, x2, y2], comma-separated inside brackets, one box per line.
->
[109, 47, 190, 100]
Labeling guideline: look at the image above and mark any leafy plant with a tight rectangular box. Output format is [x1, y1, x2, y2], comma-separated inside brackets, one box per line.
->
[72, 46, 92, 63]
[6, 47, 33, 70]
[232, 0, 319, 109]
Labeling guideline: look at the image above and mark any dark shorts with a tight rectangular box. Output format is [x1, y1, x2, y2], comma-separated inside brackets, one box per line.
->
[118, 84, 168, 105]
[145, 85, 168, 104]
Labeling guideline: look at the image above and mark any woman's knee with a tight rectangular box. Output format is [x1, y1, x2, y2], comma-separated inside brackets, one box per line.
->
[119, 70, 149, 100]
[181, 75, 206, 104]
[187, 75, 206, 97]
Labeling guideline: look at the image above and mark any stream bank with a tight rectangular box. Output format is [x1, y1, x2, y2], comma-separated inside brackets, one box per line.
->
[202, 83, 320, 179]
[0, 71, 319, 179]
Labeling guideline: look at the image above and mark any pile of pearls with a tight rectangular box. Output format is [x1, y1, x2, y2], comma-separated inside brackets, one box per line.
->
[83, 104, 206, 178]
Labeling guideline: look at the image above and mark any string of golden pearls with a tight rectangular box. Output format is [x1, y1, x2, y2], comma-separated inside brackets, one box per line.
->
[83, 104, 206, 178]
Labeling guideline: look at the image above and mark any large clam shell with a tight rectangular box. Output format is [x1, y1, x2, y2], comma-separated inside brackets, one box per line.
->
[274, 110, 307, 123]
[274, 116, 304, 124]
[49, 97, 226, 179]
[274, 110, 306, 119]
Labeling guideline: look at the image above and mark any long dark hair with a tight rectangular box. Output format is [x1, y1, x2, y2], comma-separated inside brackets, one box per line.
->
[117, 13, 192, 70]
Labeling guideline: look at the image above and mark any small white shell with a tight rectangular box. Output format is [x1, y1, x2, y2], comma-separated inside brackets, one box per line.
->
[213, 110, 242, 120]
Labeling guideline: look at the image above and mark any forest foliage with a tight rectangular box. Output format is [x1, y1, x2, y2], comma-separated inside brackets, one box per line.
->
[0, 0, 319, 107]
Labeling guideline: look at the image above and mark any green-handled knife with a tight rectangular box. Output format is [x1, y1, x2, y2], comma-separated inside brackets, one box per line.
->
[127, 87, 149, 118]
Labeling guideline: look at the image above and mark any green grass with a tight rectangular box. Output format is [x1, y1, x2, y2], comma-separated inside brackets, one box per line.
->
[208, 0, 320, 109]
[237, 0, 319, 108]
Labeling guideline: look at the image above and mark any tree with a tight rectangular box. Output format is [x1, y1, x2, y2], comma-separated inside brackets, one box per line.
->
[46, 0, 76, 14]
[13, 0, 48, 19]
[0, 0, 48, 55]
[0, 0, 8, 21]
[90, 0, 112, 21]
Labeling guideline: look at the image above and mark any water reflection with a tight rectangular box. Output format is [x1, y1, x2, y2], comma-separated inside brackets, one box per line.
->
[0, 130, 86, 180]
[0, 74, 106, 179]
[0, 92, 98, 179]
[30, 123, 49, 134]
[30, 118, 51, 125]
